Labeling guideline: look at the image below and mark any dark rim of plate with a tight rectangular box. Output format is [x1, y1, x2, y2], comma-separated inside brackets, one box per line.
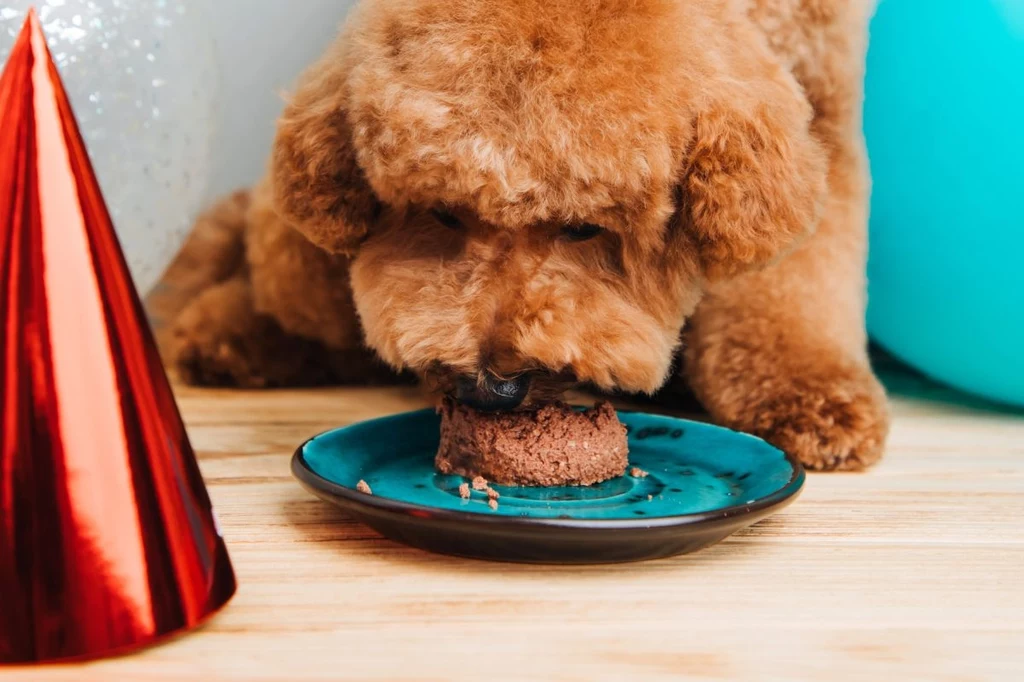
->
[289, 412, 806, 533]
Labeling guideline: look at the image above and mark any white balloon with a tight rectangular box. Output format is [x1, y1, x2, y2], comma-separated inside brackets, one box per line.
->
[1, 0, 219, 294]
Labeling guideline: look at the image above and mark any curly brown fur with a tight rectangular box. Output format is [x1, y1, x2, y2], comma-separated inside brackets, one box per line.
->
[159, 0, 889, 471]
[166, 275, 398, 388]
[147, 189, 250, 346]
[153, 187, 406, 387]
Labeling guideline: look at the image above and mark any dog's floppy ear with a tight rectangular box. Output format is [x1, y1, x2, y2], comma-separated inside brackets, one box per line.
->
[679, 22, 827, 281]
[271, 45, 379, 255]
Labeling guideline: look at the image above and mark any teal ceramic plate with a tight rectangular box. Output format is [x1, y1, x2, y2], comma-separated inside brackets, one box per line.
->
[292, 409, 804, 564]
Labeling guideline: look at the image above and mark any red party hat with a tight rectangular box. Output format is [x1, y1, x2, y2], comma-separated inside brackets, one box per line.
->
[0, 11, 235, 664]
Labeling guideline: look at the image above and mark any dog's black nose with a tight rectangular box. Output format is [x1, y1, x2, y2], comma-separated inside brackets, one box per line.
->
[454, 372, 532, 411]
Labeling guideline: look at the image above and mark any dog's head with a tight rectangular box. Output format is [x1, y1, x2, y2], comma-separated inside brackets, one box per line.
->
[272, 0, 826, 408]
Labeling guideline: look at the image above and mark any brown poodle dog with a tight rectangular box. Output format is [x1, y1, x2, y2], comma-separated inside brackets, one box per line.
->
[151, 0, 890, 471]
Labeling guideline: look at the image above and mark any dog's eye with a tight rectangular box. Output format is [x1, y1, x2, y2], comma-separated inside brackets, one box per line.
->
[431, 208, 461, 229]
[561, 223, 604, 242]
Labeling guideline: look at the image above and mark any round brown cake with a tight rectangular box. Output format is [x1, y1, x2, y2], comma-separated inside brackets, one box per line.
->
[435, 400, 628, 487]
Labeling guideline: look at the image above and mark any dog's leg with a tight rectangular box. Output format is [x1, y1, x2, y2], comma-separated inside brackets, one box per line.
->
[684, 169, 889, 471]
[167, 275, 320, 387]
[684, 116, 890, 472]
[148, 190, 250, 353]
[152, 190, 297, 387]
[167, 274, 394, 387]
[165, 184, 398, 387]
[685, 2, 888, 471]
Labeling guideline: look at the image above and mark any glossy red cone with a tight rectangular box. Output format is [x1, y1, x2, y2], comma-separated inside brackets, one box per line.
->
[0, 11, 235, 664]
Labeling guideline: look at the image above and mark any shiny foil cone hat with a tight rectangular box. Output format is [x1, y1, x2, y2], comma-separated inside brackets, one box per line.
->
[0, 12, 235, 664]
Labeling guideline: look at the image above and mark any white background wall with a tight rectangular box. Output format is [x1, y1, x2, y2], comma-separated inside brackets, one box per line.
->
[204, 0, 358, 202]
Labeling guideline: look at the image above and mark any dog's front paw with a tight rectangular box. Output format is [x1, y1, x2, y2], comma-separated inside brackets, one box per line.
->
[171, 330, 269, 388]
[689, 347, 891, 471]
[743, 367, 890, 471]
[167, 279, 353, 388]
[169, 315, 268, 389]
[165, 279, 274, 388]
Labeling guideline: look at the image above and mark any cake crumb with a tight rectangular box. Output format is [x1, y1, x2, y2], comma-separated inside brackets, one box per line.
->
[471, 476, 489, 491]
[485, 486, 500, 500]
[488, 498, 499, 511]
[630, 467, 649, 478]
[356, 480, 373, 495]
[458, 482, 471, 499]
[647, 494, 653, 501]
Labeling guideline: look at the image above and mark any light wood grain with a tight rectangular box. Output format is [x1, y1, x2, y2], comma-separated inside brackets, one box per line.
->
[5, 364, 1024, 682]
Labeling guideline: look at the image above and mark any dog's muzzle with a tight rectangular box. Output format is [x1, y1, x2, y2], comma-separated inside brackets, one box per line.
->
[454, 372, 533, 411]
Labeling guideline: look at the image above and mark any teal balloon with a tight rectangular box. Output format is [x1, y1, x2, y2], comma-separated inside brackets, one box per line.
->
[864, 0, 1024, 407]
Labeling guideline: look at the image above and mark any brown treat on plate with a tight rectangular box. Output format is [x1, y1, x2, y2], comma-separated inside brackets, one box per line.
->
[630, 467, 648, 478]
[458, 482, 471, 499]
[356, 479, 372, 495]
[471, 476, 489, 491]
[435, 399, 628, 487]
[487, 498, 499, 511]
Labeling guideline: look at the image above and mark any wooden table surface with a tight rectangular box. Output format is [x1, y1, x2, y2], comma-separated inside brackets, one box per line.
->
[7, 361, 1024, 681]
